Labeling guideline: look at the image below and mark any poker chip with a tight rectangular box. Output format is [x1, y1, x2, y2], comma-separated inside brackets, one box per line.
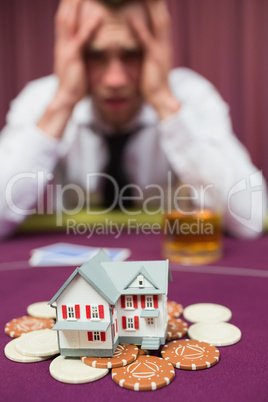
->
[188, 322, 242, 346]
[161, 339, 220, 370]
[167, 301, 183, 319]
[50, 356, 109, 384]
[112, 355, 175, 391]
[5, 316, 55, 338]
[166, 318, 188, 341]
[82, 344, 139, 369]
[27, 302, 56, 319]
[4, 339, 54, 363]
[183, 303, 232, 323]
[15, 329, 59, 357]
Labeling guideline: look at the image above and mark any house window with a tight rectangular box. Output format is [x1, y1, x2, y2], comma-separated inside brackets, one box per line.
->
[67, 305, 75, 319]
[138, 275, 144, 287]
[147, 318, 154, 325]
[127, 317, 134, 330]
[146, 296, 153, 309]
[126, 296, 133, 308]
[88, 331, 106, 342]
[93, 331, 101, 341]
[91, 306, 99, 319]
[62, 305, 80, 320]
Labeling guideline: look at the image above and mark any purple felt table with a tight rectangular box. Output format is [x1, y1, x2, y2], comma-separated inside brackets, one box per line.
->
[0, 231, 268, 402]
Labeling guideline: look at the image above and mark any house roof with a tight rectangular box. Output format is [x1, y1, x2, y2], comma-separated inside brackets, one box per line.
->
[49, 251, 169, 306]
[53, 321, 110, 332]
[49, 250, 120, 306]
[79, 251, 120, 304]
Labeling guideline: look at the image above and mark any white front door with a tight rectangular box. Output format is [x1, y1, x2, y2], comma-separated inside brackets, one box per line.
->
[67, 331, 79, 348]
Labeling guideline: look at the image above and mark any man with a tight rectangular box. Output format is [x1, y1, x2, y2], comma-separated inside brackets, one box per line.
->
[0, 0, 266, 238]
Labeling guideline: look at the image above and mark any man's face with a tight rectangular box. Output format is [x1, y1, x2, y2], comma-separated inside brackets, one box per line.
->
[85, 1, 147, 129]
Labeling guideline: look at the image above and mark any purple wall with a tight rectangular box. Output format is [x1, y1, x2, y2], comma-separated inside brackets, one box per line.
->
[1, 0, 267, 179]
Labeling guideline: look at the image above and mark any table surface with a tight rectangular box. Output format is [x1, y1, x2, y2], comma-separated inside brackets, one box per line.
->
[0, 231, 268, 402]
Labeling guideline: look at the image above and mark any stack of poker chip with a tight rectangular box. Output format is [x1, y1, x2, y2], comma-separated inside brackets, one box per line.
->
[4, 300, 242, 390]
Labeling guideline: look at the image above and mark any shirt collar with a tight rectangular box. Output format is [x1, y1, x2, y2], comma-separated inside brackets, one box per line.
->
[71, 95, 159, 134]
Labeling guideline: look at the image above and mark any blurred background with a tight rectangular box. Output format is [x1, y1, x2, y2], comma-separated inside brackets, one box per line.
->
[0, 0, 267, 180]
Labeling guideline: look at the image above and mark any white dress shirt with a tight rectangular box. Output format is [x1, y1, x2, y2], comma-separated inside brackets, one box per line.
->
[0, 67, 266, 238]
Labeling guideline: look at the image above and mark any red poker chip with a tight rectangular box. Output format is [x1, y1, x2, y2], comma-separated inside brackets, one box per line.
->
[81, 344, 138, 369]
[161, 339, 220, 370]
[167, 301, 183, 319]
[166, 318, 188, 341]
[112, 355, 175, 391]
[5, 316, 55, 338]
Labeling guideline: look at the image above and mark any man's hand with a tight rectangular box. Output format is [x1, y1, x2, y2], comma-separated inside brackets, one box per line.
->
[54, 0, 103, 107]
[129, 0, 180, 120]
[38, 0, 103, 139]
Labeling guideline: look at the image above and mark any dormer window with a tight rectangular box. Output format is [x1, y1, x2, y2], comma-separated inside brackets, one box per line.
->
[138, 275, 144, 288]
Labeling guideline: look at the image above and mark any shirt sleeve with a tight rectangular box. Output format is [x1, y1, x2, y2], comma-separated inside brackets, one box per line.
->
[158, 70, 267, 238]
[0, 78, 61, 238]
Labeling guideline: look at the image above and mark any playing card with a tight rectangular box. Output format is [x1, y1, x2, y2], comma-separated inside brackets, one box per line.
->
[29, 243, 131, 266]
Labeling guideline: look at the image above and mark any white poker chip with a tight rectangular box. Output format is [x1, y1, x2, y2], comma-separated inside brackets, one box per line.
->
[15, 329, 59, 357]
[183, 303, 232, 323]
[188, 322, 242, 346]
[27, 302, 56, 319]
[4, 339, 54, 363]
[50, 356, 109, 384]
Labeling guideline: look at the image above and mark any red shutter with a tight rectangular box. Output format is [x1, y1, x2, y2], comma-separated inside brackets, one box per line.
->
[62, 305, 67, 319]
[75, 305, 80, 319]
[88, 332, 93, 341]
[153, 295, 158, 308]
[113, 324, 115, 337]
[86, 305, 91, 319]
[111, 305, 114, 315]
[122, 316, 127, 329]
[121, 296, 126, 308]
[116, 319, 118, 332]
[133, 295, 138, 309]
[141, 295, 145, 309]
[101, 332, 106, 342]
[98, 305, 104, 319]
[134, 316, 139, 329]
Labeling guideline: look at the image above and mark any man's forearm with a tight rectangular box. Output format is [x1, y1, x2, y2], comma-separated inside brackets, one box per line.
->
[37, 90, 75, 140]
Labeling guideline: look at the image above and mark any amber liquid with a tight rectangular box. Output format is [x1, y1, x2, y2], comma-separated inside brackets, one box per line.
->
[162, 210, 222, 265]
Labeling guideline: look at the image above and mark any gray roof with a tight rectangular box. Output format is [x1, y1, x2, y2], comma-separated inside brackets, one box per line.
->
[140, 309, 160, 318]
[53, 321, 110, 332]
[79, 251, 120, 304]
[49, 250, 120, 305]
[49, 250, 169, 306]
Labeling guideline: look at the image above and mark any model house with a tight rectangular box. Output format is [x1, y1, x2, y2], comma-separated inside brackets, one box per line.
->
[49, 250, 169, 357]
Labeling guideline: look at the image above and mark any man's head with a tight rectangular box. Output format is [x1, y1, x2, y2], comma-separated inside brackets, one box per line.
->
[84, 0, 149, 129]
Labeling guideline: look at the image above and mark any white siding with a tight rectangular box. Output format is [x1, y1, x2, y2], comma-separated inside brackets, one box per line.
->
[56, 274, 113, 350]
[117, 294, 167, 340]
[57, 275, 110, 321]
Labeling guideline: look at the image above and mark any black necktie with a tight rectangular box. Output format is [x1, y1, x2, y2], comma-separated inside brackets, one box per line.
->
[103, 132, 134, 210]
